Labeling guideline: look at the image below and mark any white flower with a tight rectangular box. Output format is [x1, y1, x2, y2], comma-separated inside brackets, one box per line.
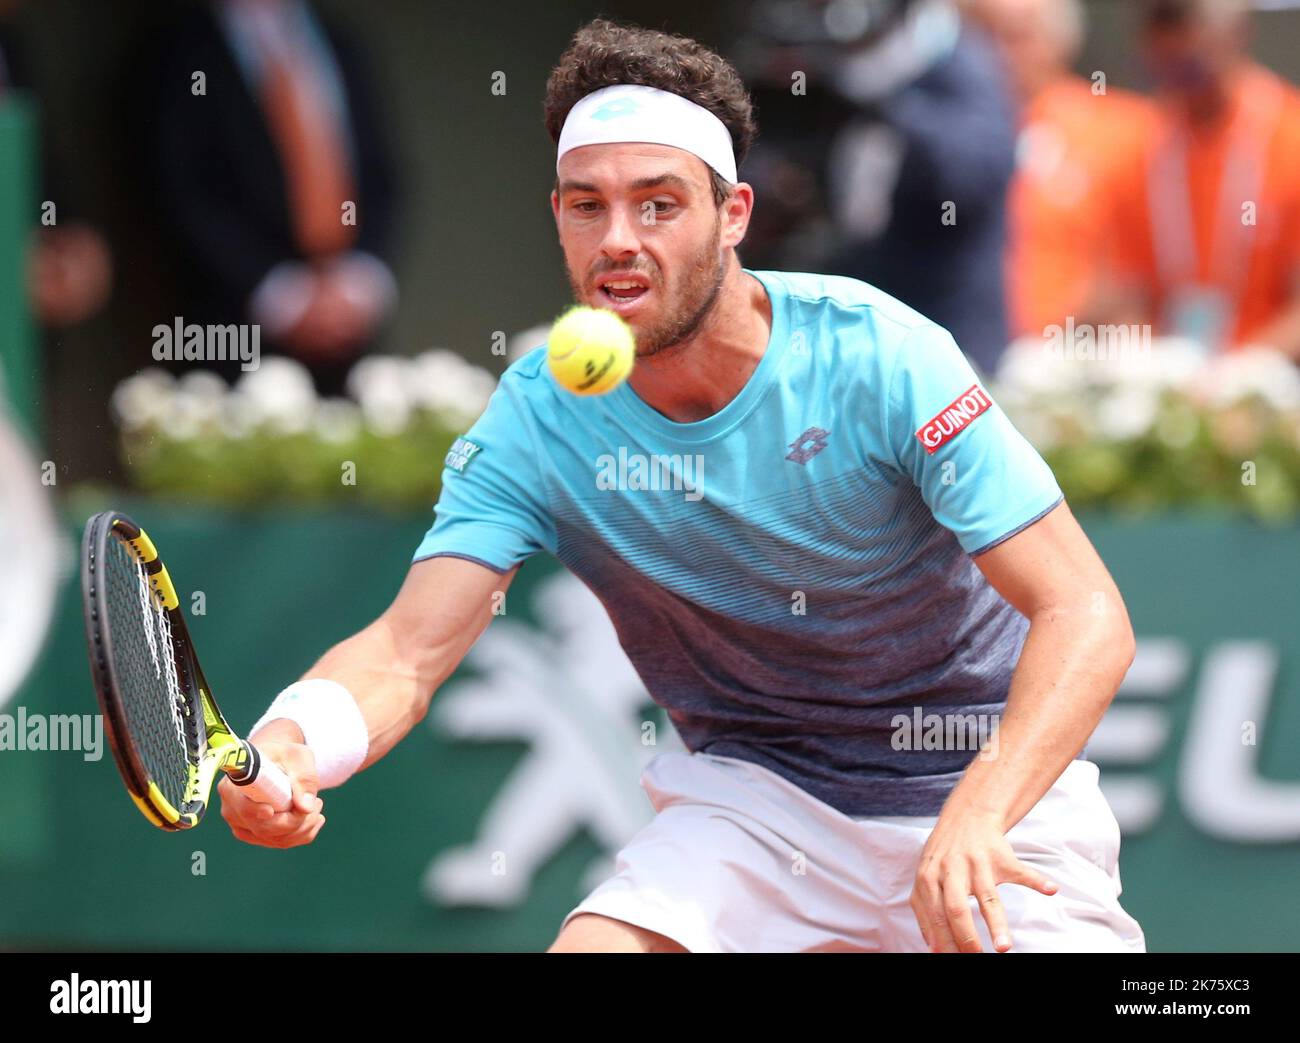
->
[995, 337, 1085, 398]
[1143, 337, 1207, 394]
[110, 368, 176, 431]
[1097, 386, 1161, 441]
[174, 370, 228, 430]
[167, 392, 208, 441]
[409, 349, 496, 427]
[1194, 347, 1300, 412]
[176, 370, 228, 402]
[346, 355, 412, 404]
[346, 355, 414, 434]
[235, 356, 318, 434]
[994, 335, 1216, 448]
[361, 389, 411, 436]
[1073, 336, 1200, 395]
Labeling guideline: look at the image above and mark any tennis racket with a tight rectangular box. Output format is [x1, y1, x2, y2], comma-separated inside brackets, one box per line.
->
[81, 509, 292, 830]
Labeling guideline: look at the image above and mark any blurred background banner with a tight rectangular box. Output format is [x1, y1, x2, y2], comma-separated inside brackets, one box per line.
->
[0, 94, 36, 435]
[0, 505, 1297, 952]
[0, 504, 675, 952]
[3, 0, 1300, 952]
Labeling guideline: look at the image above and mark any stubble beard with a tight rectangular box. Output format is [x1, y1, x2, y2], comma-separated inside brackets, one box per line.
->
[568, 214, 727, 359]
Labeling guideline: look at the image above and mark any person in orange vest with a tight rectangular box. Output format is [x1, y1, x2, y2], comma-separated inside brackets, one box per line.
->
[1090, 0, 1300, 360]
[965, 0, 1159, 342]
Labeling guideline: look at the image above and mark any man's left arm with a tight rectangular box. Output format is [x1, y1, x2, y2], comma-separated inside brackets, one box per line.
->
[881, 321, 1136, 953]
[910, 499, 1136, 954]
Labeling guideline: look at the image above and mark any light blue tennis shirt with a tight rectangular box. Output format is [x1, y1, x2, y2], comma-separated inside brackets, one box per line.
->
[413, 269, 1066, 816]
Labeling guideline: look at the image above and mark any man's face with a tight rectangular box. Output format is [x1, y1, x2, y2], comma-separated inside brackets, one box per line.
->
[1143, 18, 1242, 98]
[551, 143, 731, 357]
[971, 0, 1072, 101]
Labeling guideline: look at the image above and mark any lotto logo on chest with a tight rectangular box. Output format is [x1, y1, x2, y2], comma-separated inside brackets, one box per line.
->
[786, 427, 830, 465]
[915, 385, 992, 455]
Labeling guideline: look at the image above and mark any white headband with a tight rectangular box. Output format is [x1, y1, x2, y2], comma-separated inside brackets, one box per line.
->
[556, 84, 737, 184]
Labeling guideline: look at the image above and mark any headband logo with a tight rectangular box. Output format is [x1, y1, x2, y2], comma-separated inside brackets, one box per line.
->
[557, 85, 738, 183]
[591, 98, 642, 121]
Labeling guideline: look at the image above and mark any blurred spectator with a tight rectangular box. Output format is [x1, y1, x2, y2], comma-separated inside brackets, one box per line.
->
[0, 390, 61, 709]
[1091, 0, 1300, 360]
[151, 0, 399, 394]
[966, 0, 1158, 338]
[737, 0, 1018, 377]
[0, 0, 112, 330]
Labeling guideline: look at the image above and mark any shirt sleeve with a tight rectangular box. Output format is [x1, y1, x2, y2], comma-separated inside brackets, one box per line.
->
[886, 322, 1063, 556]
[411, 380, 555, 573]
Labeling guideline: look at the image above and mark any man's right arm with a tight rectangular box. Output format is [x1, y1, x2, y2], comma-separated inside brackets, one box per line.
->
[219, 555, 514, 848]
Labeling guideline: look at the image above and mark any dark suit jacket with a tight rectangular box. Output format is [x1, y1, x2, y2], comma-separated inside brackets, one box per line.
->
[150, 3, 399, 340]
[828, 28, 1017, 378]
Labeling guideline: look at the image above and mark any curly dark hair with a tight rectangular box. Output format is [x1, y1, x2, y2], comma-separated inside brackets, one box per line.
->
[544, 18, 757, 206]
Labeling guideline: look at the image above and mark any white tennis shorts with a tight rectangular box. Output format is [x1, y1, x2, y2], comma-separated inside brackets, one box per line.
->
[560, 750, 1146, 953]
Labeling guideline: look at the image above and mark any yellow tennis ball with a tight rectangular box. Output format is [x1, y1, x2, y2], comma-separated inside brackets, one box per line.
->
[546, 306, 636, 396]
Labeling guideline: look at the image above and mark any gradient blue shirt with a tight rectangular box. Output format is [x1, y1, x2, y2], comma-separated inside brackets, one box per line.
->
[413, 269, 1065, 815]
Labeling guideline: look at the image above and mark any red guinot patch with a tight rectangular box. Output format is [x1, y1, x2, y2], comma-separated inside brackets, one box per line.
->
[915, 384, 993, 455]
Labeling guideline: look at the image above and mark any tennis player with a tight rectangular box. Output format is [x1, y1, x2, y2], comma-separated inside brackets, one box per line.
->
[221, 18, 1146, 954]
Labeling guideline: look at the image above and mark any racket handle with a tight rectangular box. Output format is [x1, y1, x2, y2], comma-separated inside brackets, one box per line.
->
[231, 741, 294, 810]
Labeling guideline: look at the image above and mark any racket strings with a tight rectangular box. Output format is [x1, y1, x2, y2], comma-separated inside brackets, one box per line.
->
[103, 536, 196, 811]
[134, 556, 189, 757]
[134, 550, 167, 694]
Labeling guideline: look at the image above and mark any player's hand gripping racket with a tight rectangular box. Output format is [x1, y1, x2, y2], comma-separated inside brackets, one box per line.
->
[81, 510, 292, 830]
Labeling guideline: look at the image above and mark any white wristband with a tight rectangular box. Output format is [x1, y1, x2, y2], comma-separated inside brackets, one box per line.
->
[251, 679, 370, 790]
